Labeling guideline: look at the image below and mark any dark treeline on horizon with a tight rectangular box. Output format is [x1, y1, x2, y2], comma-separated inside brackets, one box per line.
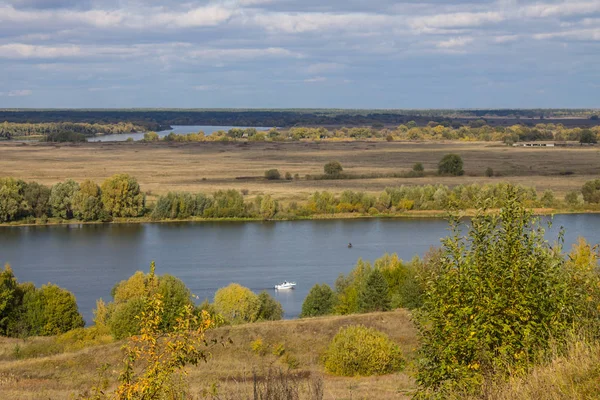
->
[1, 109, 599, 130]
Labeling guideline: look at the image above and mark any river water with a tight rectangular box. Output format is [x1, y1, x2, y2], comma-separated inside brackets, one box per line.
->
[88, 125, 271, 142]
[0, 215, 598, 322]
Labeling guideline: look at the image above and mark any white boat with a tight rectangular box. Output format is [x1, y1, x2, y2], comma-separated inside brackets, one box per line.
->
[274, 281, 296, 290]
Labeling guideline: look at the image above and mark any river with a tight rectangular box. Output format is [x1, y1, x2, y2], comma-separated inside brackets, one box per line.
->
[0, 215, 598, 322]
[88, 125, 271, 142]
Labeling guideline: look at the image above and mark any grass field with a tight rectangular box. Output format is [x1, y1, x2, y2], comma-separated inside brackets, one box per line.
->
[1, 141, 599, 204]
[0, 310, 417, 399]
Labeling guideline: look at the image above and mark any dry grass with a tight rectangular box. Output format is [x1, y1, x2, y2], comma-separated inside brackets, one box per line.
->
[0, 141, 598, 203]
[476, 340, 600, 400]
[0, 309, 418, 399]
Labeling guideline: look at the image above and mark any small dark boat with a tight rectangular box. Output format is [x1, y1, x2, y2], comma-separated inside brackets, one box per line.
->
[348, 243, 353, 248]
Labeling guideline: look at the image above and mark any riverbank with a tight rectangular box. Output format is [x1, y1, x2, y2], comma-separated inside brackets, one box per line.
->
[1, 207, 598, 228]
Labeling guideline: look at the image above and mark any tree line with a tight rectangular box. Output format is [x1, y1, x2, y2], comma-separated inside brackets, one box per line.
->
[4, 174, 600, 224]
[1, 109, 598, 130]
[140, 123, 600, 144]
[0, 121, 149, 139]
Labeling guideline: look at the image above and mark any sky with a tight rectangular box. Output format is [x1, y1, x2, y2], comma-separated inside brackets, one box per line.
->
[0, 0, 599, 109]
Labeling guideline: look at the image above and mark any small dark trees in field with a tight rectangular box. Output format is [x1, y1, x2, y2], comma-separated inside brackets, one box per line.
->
[264, 169, 281, 180]
[413, 163, 424, 173]
[324, 161, 343, 176]
[582, 179, 600, 203]
[485, 167, 494, 177]
[580, 129, 597, 144]
[438, 154, 464, 176]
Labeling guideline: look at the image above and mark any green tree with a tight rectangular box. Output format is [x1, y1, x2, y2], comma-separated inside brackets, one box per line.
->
[0, 178, 25, 222]
[259, 195, 278, 220]
[23, 182, 51, 218]
[102, 264, 194, 339]
[581, 179, 600, 203]
[0, 264, 18, 335]
[301, 283, 335, 317]
[580, 129, 597, 144]
[540, 190, 555, 207]
[205, 190, 246, 218]
[413, 162, 424, 173]
[72, 180, 103, 221]
[101, 174, 145, 217]
[264, 169, 281, 180]
[324, 161, 343, 176]
[438, 154, 464, 176]
[22, 284, 85, 336]
[358, 268, 391, 313]
[415, 188, 592, 396]
[213, 283, 259, 324]
[256, 291, 283, 321]
[50, 179, 79, 219]
[485, 167, 494, 177]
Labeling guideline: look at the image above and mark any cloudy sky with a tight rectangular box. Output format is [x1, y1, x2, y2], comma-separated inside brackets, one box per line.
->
[0, 0, 599, 108]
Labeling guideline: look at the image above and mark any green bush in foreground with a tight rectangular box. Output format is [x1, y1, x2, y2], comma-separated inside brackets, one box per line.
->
[323, 325, 404, 376]
[414, 187, 600, 398]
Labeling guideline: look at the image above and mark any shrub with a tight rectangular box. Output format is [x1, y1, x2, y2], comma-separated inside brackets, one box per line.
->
[580, 129, 597, 144]
[45, 131, 86, 143]
[541, 190, 555, 207]
[324, 161, 343, 176]
[413, 163, 424, 173]
[386, 134, 394, 142]
[485, 167, 494, 177]
[438, 154, 464, 176]
[285, 172, 293, 180]
[323, 325, 404, 376]
[301, 284, 336, 317]
[565, 190, 582, 206]
[581, 179, 600, 203]
[265, 169, 281, 180]
[415, 187, 600, 397]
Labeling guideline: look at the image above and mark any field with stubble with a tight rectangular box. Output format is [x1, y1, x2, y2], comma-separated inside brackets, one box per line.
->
[1, 140, 599, 203]
[0, 310, 417, 400]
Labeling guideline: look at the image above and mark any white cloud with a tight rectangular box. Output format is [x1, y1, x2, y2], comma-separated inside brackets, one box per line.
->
[0, 43, 81, 58]
[246, 12, 392, 33]
[306, 62, 344, 74]
[304, 76, 326, 83]
[410, 11, 504, 31]
[494, 35, 519, 43]
[436, 37, 473, 48]
[188, 47, 301, 59]
[534, 28, 600, 41]
[0, 89, 32, 96]
[520, 1, 600, 18]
